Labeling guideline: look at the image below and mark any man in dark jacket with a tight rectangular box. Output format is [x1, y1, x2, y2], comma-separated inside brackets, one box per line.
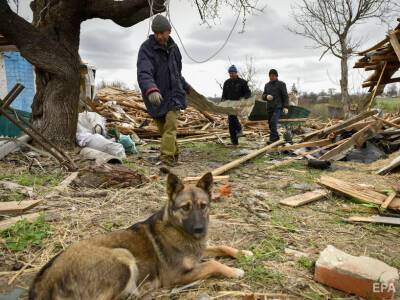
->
[221, 65, 251, 145]
[262, 69, 289, 143]
[137, 14, 190, 165]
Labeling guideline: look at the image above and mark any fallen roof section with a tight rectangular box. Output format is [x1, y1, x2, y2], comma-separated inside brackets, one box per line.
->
[354, 18, 400, 94]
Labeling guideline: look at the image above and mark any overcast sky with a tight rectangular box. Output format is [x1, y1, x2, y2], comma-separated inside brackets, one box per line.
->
[15, 0, 399, 96]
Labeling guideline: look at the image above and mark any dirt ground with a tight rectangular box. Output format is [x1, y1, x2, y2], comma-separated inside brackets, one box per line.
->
[0, 134, 400, 300]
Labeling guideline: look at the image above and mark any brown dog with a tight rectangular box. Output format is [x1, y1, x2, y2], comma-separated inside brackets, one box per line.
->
[29, 172, 252, 300]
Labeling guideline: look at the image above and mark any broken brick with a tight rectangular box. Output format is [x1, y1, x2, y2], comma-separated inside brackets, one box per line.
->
[314, 245, 399, 300]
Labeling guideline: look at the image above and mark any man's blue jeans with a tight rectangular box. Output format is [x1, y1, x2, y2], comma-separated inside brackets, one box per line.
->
[267, 108, 282, 142]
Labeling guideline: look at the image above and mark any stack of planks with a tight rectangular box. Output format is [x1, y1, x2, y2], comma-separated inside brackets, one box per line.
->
[354, 18, 400, 95]
[89, 87, 268, 140]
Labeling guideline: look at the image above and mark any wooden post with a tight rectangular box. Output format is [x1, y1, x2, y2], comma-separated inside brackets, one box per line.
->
[211, 140, 284, 176]
[367, 62, 387, 110]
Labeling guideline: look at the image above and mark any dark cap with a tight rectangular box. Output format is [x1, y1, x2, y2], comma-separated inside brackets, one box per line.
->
[152, 15, 171, 33]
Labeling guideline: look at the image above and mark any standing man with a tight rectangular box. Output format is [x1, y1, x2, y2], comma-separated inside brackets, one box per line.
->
[221, 65, 251, 145]
[137, 15, 190, 166]
[262, 69, 289, 144]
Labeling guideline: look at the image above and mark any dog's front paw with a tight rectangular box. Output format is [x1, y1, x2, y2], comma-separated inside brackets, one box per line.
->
[240, 250, 253, 257]
[231, 268, 245, 278]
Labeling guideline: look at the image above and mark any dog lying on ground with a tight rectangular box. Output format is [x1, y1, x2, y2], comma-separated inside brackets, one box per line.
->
[29, 172, 252, 300]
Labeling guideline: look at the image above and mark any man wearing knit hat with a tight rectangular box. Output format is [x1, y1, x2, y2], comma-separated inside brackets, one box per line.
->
[137, 14, 191, 166]
[262, 69, 289, 144]
[221, 65, 251, 145]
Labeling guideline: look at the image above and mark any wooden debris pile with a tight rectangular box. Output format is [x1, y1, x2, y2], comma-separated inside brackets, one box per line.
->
[89, 87, 231, 139]
[354, 18, 400, 95]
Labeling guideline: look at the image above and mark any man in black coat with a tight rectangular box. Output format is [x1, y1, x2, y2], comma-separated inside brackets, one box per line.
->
[137, 15, 190, 165]
[262, 69, 289, 143]
[221, 65, 251, 145]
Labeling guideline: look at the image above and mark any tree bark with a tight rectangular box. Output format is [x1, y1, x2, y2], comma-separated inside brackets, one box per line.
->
[29, 0, 82, 147]
[339, 39, 350, 109]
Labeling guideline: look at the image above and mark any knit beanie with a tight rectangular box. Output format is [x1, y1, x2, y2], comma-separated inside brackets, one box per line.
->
[228, 65, 238, 73]
[152, 15, 171, 33]
[269, 69, 278, 76]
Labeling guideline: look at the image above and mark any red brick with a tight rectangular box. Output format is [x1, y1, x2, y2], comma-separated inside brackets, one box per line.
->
[314, 245, 398, 300]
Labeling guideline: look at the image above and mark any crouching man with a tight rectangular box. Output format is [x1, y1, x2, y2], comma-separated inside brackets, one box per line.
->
[137, 15, 190, 166]
[262, 69, 289, 144]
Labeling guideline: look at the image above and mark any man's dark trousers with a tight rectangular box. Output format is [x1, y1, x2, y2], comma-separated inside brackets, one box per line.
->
[228, 115, 242, 145]
[267, 108, 282, 142]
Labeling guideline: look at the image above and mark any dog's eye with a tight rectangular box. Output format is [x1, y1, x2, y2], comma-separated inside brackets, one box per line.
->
[200, 203, 207, 210]
[181, 204, 190, 211]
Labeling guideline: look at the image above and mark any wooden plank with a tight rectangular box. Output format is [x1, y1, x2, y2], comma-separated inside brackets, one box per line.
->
[318, 176, 400, 211]
[0, 200, 42, 215]
[381, 192, 397, 210]
[389, 31, 400, 61]
[45, 172, 79, 199]
[373, 116, 400, 129]
[273, 139, 332, 152]
[377, 155, 400, 175]
[0, 213, 41, 230]
[347, 215, 400, 226]
[280, 189, 330, 207]
[358, 37, 389, 55]
[183, 175, 229, 183]
[211, 140, 284, 176]
[367, 62, 388, 110]
[267, 138, 349, 170]
[303, 110, 377, 141]
[319, 122, 381, 161]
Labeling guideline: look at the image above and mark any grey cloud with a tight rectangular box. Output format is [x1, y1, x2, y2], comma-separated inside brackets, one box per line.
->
[79, 19, 138, 70]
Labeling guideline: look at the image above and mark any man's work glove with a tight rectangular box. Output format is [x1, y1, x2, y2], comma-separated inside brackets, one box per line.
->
[148, 92, 163, 106]
[283, 108, 289, 114]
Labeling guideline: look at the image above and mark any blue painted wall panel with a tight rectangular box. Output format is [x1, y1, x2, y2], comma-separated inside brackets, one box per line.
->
[3, 52, 35, 112]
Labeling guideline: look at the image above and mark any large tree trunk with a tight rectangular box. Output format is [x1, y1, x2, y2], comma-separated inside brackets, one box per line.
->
[29, 0, 82, 147]
[32, 69, 80, 146]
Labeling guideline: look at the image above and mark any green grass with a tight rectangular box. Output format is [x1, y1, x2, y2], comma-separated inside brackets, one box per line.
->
[184, 141, 230, 161]
[296, 256, 314, 270]
[0, 172, 63, 187]
[238, 236, 285, 285]
[1, 215, 52, 251]
[270, 210, 299, 232]
[375, 97, 400, 113]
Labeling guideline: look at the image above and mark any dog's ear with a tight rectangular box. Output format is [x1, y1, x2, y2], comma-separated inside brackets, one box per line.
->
[196, 172, 213, 198]
[167, 172, 184, 200]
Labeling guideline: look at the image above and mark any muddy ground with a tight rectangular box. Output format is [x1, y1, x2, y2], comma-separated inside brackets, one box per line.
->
[0, 135, 399, 300]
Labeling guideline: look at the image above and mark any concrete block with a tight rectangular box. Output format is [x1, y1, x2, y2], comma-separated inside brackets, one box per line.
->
[315, 245, 398, 300]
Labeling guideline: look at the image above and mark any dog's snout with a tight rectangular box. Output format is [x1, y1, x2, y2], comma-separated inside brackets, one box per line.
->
[194, 226, 204, 234]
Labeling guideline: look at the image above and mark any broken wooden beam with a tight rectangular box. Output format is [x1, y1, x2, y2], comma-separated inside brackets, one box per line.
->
[347, 215, 400, 226]
[319, 122, 381, 161]
[318, 176, 400, 210]
[377, 155, 400, 175]
[381, 192, 397, 211]
[389, 30, 400, 61]
[303, 110, 378, 141]
[211, 140, 284, 176]
[373, 116, 400, 130]
[183, 175, 229, 183]
[0, 200, 42, 215]
[280, 189, 330, 207]
[0, 213, 41, 230]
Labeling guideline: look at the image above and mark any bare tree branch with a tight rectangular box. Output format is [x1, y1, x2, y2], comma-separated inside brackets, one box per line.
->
[83, 0, 165, 27]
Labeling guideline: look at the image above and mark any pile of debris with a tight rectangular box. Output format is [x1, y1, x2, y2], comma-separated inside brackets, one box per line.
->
[354, 18, 400, 101]
[89, 87, 230, 139]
